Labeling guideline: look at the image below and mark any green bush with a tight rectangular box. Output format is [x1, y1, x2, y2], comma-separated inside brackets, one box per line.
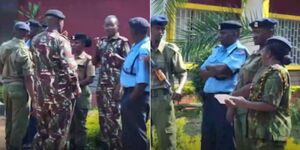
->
[151, 117, 201, 150]
[174, 81, 196, 96]
[289, 99, 300, 143]
[86, 109, 151, 149]
[291, 86, 300, 94]
[86, 110, 101, 149]
[189, 49, 211, 97]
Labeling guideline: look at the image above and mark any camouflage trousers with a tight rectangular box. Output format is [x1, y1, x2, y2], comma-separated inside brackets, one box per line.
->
[33, 100, 73, 150]
[3, 82, 30, 150]
[235, 108, 249, 150]
[96, 85, 122, 150]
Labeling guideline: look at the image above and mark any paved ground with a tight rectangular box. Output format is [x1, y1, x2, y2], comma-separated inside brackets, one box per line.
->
[0, 117, 5, 150]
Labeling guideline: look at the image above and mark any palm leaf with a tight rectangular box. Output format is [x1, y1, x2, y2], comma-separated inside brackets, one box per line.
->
[151, 0, 187, 21]
[18, 2, 41, 19]
[175, 10, 255, 61]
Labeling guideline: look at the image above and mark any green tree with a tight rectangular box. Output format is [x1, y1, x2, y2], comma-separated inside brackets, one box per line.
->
[18, 2, 40, 19]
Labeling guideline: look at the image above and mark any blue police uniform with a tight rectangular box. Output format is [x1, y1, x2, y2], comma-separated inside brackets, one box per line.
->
[201, 41, 248, 93]
[200, 20, 248, 150]
[120, 29, 150, 150]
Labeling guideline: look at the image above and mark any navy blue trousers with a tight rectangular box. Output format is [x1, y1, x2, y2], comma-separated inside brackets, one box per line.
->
[201, 93, 235, 150]
[121, 88, 150, 150]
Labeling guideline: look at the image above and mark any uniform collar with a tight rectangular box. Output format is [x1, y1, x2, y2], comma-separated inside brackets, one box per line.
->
[76, 51, 86, 59]
[223, 40, 241, 54]
[132, 36, 149, 52]
[108, 32, 120, 40]
[157, 40, 166, 53]
[12, 37, 25, 44]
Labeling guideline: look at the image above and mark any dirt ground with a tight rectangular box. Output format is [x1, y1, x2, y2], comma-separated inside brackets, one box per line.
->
[0, 117, 5, 150]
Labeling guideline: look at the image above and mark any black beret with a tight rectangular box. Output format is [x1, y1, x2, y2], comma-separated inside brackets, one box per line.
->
[219, 20, 241, 30]
[71, 33, 92, 47]
[151, 15, 168, 26]
[27, 19, 42, 27]
[267, 36, 292, 50]
[249, 18, 278, 28]
[128, 17, 150, 30]
[45, 9, 65, 19]
[14, 21, 30, 32]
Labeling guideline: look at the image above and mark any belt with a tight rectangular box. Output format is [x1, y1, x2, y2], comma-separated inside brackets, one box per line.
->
[124, 87, 149, 95]
[124, 87, 134, 93]
[151, 88, 170, 97]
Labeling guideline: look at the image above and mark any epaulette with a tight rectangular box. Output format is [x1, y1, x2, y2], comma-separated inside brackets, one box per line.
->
[85, 53, 92, 60]
[100, 36, 108, 40]
[214, 45, 222, 49]
[165, 42, 180, 53]
[118, 35, 128, 41]
[60, 33, 70, 41]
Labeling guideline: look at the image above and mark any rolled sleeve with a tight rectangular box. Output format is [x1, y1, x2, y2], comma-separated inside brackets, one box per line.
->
[60, 39, 77, 71]
[172, 51, 186, 76]
[136, 51, 149, 85]
[262, 72, 283, 107]
[223, 49, 247, 73]
[86, 60, 95, 77]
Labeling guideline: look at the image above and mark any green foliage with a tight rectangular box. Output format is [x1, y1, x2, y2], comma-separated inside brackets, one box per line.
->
[289, 99, 300, 143]
[151, 0, 187, 17]
[18, 2, 41, 19]
[174, 81, 196, 96]
[173, 10, 254, 96]
[86, 110, 101, 149]
[151, 117, 201, 150]
[86, 109, 151, 149]
[291, 86, 300, 94]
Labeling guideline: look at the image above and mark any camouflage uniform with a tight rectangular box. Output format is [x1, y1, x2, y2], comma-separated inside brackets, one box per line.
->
[151, 40, 186, 150]
[69, 51, 95, 150]
[94, 33, 130, 149]
[247, 64, 291, 150]
[233, 50, 264, 150]
[30, 30, 78, 150]
[0, 37, 34, 150]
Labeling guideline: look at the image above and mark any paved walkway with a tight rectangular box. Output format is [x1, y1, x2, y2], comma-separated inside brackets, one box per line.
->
[0, 117, 5, 150]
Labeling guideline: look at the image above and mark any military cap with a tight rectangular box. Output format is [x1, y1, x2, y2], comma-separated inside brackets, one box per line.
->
[128, 17, 150, 30]
[249, 18, 278, 28]
[151, 15, 168, 26]
[219, 20, 241, 30]
[267, 36, 292, 50]
[27, 19, 42, 27]
[44, 9, 65, 19]
[71, 33, 92, 47]
[14, 21, 30, 32]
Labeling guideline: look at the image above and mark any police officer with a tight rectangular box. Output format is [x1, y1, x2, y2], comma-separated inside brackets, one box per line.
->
[94, 15, 130, 150]
[226, 18, 278, 150]
[0, 21, 35, 150]
[31, 9, 81, 149]
[119, 17, 150, 150]
[69, 33, 95, 150]
[225, 36, 292, 150]
[199, 20, 248, 150]
[25, 19, 42, 47]
[151, 15, 187, 150]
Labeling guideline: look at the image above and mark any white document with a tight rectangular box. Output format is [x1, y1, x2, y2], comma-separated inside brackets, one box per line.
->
[214, 94, 235, 104]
